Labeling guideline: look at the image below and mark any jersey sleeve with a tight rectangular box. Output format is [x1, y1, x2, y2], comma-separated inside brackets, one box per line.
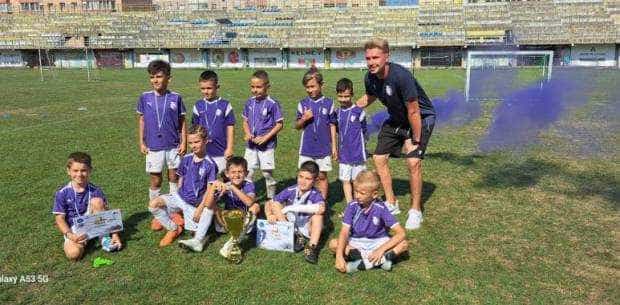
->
[364, 73, 375, 97]
[242, 101, 250, 120]
[296, 101, 303, 120]
[308, 190, 325, 205]
[136, 95, 145, 114]
[382, 206, 398, 229]
[207, 162, 218, 183]
[191, 103, 200, 125]
[177, 95, 187, 116]
[360, 109, 368, 138]
[273, 101, 284, 122]
[91, 186, 109, 208]
[328, 101, 337, 124]
[273, 188, 291, 205]
[399, 69, 420, 103]
[342, 203, 355, 227]
[224, 102, 236, 126]
[243, 181, 256, 196]
[52, 190, 67, 214]
[176, 157, 187, 177]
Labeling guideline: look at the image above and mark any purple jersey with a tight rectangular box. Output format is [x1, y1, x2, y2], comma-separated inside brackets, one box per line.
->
[136, 90, 187, 151]
[191, 98, 236, 157]
[336, 106, 367, 165]
[274, 184, 324, 224]
[297, 96, 337, 158]
[52, 182, 108, 227]
[218, 180, 256, 211]
[242, 96, 284, 151]
[176, 154, 218, 206]
[342, 200, 398, 239]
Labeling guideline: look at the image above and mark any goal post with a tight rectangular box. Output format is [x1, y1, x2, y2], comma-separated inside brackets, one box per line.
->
[465, 50, 554, 102]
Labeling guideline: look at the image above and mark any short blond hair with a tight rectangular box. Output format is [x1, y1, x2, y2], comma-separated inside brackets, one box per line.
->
[353, 170, 381, 192]
[364, 38, 389, 54]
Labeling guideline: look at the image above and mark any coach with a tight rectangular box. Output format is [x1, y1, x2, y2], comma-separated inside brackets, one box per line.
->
[356, 38, 436, 230]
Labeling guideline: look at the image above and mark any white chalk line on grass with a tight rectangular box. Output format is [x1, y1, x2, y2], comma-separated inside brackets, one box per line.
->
[1, 109, 129, 134]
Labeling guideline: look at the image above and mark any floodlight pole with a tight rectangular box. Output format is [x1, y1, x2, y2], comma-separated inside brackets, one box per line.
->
[38, 48, 44, 81]
[85, 47, 91, 82]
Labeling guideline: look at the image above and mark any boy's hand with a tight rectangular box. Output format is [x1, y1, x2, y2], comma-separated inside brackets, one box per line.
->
[111, 234, 123, 250]
[140, 143, 148, 155]
[69, 232, 87, 244]
[193, 207, 203, 223]
[177, 142, 186, 155]
[212, 181, 227, 193]
[335, 255, 347, 273]
[301, 108, 314, 121]
[266, 214, 277, 224]
[253, 135, 268, 145]
[224, 147, 234, 159]
[368, 248, 386, 265]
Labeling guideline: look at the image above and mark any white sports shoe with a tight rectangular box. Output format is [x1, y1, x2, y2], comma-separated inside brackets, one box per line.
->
[405, 209, 423, 230]
[385, 201, 401, 215]
[219, 238, 234, 258]
[178, 238, 205, 252]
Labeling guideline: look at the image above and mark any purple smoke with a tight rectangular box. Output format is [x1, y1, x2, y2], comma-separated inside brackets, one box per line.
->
[479, 71, 591, 152]
[432, 90, 481, 127]
[367, 110, 389, 135]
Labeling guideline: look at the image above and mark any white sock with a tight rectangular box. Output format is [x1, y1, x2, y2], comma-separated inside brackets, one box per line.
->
[195, 208, 214, 241]
[148, 207, 177, 231]
[262, 171, 276, 199]
[149, 188, 161, 200]
[169, 182, 178, 194]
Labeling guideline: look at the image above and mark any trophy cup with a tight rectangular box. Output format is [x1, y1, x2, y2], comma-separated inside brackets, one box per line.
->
[218, 209, 246, 264]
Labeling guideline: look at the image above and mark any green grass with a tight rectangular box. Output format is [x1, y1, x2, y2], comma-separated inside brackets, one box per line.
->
[0, 68, 618, 305]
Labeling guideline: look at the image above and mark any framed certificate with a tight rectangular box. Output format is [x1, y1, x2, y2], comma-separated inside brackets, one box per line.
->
[71, 209, 124, 240]
[256, 220, 294, 252]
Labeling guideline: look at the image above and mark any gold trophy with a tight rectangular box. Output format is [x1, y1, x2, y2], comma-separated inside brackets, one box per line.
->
[217, 209, 246, 264]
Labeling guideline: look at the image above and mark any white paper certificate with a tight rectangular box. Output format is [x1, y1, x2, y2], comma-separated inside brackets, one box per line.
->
[71, 209, 124, 240]
[256, 220, 294, 252]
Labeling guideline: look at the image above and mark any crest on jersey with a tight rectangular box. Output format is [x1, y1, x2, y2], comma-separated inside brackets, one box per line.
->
[351, 115, 356, 122]
[372, 216, 380, 226]
[170, 101, 177, 110]
[385, 85, 393, 96]
[216, 109, 222, 116]
[262, 108, 268, 116]
[322, 108, 327, 115]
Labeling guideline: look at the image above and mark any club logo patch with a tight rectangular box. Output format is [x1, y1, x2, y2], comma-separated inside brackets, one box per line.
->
[350, 115, 356, 122]
[199, 167, 206, 177]
[215, 109, 222, 116]
[170, 101, 177, 110]
[262, 108, 268, 116]
[147, 102, 153, 108]
[372, 216, 380, 226]
[322, 108, 327, 115]
[385, 85, 393, 96]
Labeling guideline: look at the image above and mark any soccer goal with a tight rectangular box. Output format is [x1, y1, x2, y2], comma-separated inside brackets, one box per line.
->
[465, 50, 553, 102]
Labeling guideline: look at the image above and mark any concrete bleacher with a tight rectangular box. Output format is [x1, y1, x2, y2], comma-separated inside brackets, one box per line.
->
[0, 1, 617, 50]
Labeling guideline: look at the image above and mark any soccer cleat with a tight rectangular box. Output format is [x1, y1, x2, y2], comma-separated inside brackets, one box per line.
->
[150, 218, 163, 231]
[346, 249, 362, 261]
[294, 233, 308, 253]
[178, 238, 206, 252]
[385, 201, 401, 215]
[159, 225, 182, 247]
[380, 260, 393, 271]
[303, 243, 319, 264]
[405, 209, 423, 230]
[219, 238, 234, 258]
[346, 259, 364, 274]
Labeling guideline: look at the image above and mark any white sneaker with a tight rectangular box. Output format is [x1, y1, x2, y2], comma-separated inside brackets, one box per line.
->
[405, 209, 423, 230]
[219, 238, 234, 258]
[178, 238, 205, 252]
[385, 201, 401, 215]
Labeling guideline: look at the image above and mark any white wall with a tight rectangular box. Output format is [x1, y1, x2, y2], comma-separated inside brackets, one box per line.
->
[209, 49, 243, 68]
[248, 48, 283, 68]
[0, 50, 24, 67]
[169, 49, 205, 68]
[570, 44, 617, 67]
[289, 48, 325, 69]
[134, 50, 169, 68]
[390, 47, 412, 68]
[329, 48, 366, 69]
[54, 50, 94, 68]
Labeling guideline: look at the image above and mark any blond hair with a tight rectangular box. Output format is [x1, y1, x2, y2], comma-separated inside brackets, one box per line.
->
[188, 124, 207, 139]
[364, 38, 389, 54]
[353, 170, 381, 192]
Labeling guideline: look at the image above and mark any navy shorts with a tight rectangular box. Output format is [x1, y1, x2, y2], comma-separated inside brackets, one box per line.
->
[374, 116, 435, 159]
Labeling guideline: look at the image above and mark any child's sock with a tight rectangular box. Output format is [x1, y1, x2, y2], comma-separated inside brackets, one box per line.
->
[346, 249, 362, 261]
[168, 182, 178, 194]
[384, 250, 397, 261]
[346, 259, 366, 274]
[262, 171, 276, 199]
[149, 188, 161, 200]
[380, 250, 397, 271]
[148, 207, 177, 231]
[195, 208, 214, 241]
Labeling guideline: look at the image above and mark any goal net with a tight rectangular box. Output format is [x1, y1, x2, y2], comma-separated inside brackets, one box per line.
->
[465, 51, 553, 102]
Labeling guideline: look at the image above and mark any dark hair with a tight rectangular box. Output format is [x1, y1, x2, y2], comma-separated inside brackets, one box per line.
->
[226, 156, 248, 172]
[336, 78, 353, 93]
[251, 69, 269, 84]
[299, 160, 320, 178]
[147, 59, 171, 76]
[67, 152, 92, 169]
[199, 70, 218, 83]
[302, 67, 323, 86]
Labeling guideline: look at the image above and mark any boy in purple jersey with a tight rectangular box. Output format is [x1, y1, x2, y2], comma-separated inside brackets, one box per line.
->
[148, 125, 218, 251]
[334, 78, 368, 204]
[242, 70, 284, 199]
[211, 156, 260, 259]
[265, 161, 325, 264]
[192, 70, 235, 174]
[329, 170, 408, 273]
[136, 60, 187, 230]
[294, 69, 337, 200]
[52, 152, 122, 261]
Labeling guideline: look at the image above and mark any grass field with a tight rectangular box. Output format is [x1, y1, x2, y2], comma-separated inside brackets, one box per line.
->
[0, 68, 618, 305]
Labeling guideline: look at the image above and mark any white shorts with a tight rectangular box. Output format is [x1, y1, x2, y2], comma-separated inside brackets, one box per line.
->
[146, 148, 181, 173]
[349, 236, 391, 269]
[210, 156, 226, 174]
[161, 192, 200, 231]
[338, 163, 366, 181]
[298, 155, 332, 172]
[244, 148, 275, 171]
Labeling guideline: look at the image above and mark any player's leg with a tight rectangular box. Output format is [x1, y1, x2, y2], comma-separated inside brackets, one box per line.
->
[373, 125, 403, 214]
[244, 148, 259, 182]
[146, 150, 165, 200]
[259, 149, 277, 199]
[317, 171, 328, 200]
[63, 238, 85, 261]
[166, 148, 181, 193]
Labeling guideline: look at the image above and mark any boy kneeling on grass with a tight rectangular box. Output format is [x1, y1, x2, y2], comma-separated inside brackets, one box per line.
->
[330, 170, 408, 273]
